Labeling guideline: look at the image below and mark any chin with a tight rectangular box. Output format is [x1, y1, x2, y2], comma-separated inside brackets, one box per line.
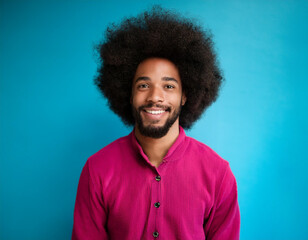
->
[133, 104, 181, 139]
[138, 126, 170, 138]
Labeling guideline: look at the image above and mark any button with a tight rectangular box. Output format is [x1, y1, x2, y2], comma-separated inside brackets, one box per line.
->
[153, 231, 159, 238]
[155, 175, 161, 181]
[154, 202, 160, 208]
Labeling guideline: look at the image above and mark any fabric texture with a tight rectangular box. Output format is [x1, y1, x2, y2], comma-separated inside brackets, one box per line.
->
[72, 127, 240, 240]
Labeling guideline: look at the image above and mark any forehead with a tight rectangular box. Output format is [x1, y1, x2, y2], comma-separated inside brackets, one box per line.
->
[134, 58, 181, 81]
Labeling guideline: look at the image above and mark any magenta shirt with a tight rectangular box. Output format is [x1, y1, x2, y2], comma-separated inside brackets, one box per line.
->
[72, 127, 240, 240]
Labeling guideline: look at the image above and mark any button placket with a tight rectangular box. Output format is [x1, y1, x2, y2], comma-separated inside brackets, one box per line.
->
[154, 202, 160, 208]
[153, 231, 159, 238]
[155, 175, 161, 181]
[152, 172, 161, 238]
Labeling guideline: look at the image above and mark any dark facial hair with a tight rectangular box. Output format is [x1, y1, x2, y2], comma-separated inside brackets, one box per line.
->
[132, 103, 181, 139]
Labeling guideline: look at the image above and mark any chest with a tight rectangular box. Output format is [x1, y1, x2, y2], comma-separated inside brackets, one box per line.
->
[102, 161, 214, 239]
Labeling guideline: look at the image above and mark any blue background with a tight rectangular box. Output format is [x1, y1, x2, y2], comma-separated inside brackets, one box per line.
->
[1, 0, 307, 239]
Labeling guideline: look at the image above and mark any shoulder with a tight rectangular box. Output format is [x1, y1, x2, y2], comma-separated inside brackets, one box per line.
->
[186, 136, 228, 166]
[86, 134, 134, 172]
[184, 136, 233, 181]
[91, 135, 130, 159]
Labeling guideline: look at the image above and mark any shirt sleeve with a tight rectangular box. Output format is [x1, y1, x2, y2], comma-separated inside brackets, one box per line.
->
[72, 160, 109, 240]
[204, 164, 240, 240]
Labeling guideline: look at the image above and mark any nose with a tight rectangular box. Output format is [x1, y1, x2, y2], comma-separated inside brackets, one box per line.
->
[146, 86, 164, 103]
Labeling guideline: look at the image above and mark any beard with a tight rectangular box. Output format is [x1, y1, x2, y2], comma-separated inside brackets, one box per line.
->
[132, 103, 181, 139]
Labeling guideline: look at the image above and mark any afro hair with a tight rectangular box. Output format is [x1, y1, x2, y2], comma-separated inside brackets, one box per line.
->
[94, 6, 223, 129]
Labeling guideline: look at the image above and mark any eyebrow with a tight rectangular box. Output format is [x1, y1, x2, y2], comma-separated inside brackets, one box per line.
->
[135, 76, 150, 82]
[135, 76, 179, 83]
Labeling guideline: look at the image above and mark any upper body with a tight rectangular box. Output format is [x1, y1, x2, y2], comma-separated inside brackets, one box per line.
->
[72, 6, 240, 240]
[72, 127, 240, 240]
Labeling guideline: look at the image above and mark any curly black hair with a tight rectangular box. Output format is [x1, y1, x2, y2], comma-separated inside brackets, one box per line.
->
[94, 6, 223, 129]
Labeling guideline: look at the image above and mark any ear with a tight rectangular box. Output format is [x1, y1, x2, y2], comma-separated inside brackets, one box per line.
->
[130, 82, 135, 104]
[181, 92, 187, 106]
[130, 87, 134, 104]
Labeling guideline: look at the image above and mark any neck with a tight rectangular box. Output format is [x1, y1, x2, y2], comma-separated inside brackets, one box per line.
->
[134, 121, 180, 167]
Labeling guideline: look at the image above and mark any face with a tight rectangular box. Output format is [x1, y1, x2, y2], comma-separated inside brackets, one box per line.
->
[131, 58, 186, 138]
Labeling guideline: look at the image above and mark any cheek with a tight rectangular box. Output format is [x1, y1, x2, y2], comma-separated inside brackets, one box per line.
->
[131, 94, 142, 107]
[170, 93, 183, 105]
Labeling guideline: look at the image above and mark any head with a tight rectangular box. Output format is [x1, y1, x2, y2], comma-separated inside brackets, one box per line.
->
[131, 58, 186, 138]
[95, 6, 223, 132]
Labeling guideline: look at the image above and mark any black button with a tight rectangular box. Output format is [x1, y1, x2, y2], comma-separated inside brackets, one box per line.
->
[153, 231, 159, 238]
[155, 175, 161, 181]
[154, 202, 160, 208]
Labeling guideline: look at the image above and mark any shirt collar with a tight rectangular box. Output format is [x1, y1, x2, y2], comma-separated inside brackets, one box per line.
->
[129, 126, 187, 163]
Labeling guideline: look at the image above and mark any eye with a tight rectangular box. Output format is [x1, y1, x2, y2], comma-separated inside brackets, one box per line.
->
[165, 85, 175, 89]
[137, 83, 149, 89]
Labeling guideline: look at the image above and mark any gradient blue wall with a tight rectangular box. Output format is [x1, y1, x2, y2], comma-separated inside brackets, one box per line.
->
[1, 0, 307, 239]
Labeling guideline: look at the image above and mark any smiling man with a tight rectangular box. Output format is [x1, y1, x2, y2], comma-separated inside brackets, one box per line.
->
[72, 6, 240, 240]
[131, 58, 187, 168]
[132, 58, 185, 140]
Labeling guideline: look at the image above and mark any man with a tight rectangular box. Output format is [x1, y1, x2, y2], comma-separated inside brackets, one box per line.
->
[72, 6, 240, 240]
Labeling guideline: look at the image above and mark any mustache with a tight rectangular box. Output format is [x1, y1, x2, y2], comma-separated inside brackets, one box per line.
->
[138, 104, 171, 112]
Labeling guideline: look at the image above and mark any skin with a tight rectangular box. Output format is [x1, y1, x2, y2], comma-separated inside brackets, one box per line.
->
[131, 58, 186, 167]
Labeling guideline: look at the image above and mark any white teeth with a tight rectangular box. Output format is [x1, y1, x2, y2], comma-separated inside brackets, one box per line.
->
[145, 110, 165, 115]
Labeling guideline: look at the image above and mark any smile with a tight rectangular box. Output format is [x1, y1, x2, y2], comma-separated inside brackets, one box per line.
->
[144, 109, 166, 115]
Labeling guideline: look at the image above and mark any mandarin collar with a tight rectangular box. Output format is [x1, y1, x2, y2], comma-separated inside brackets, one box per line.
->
[130, 126, 187, 163]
